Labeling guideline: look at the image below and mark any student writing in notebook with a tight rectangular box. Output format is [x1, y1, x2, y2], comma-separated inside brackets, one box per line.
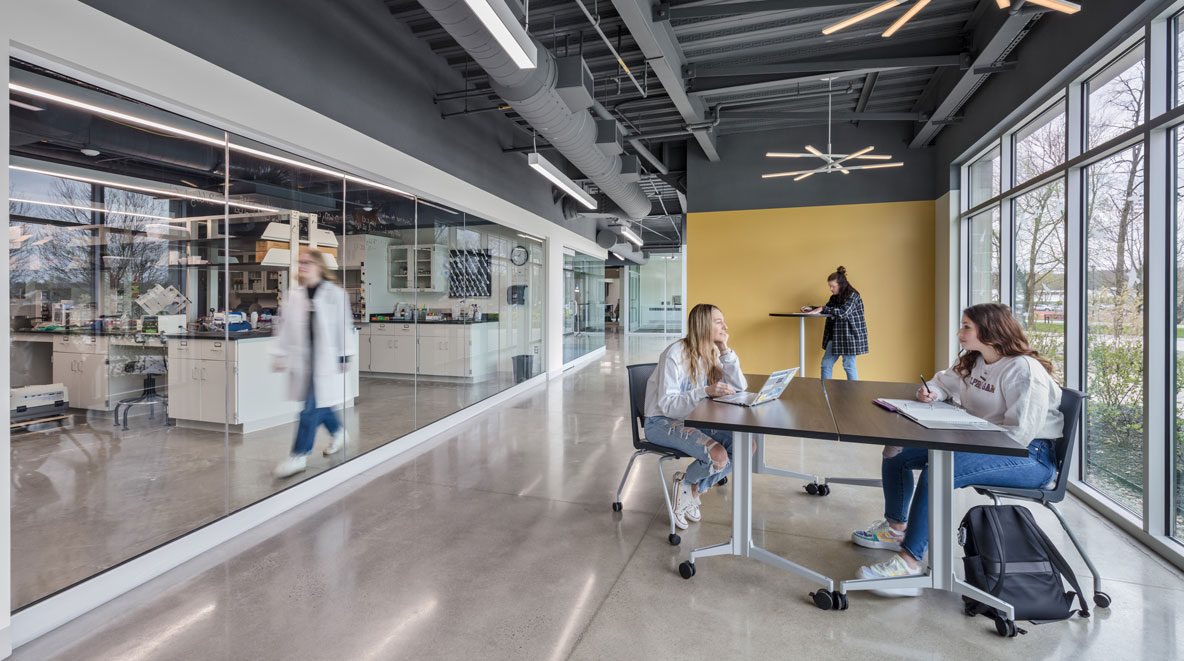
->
[850, 303, 1064, 596]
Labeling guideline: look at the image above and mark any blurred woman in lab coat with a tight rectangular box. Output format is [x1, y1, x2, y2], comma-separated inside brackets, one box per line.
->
[272, 247, 353, 478]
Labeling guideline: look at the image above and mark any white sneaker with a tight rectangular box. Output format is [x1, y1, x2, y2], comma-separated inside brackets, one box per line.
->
[852, 519, 905, 551]
[324, 428, 346, 456]
[856, 554, 925, 598]
[273, 454, 307, 479]
[670, 474, 692, 530]
[674, 472, 701, 522]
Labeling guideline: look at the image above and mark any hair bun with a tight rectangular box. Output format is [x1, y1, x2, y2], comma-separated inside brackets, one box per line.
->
[836, 265, 846, 275]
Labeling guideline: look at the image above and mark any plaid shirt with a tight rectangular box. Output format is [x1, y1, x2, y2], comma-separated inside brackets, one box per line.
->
[820, 291, 869, 356]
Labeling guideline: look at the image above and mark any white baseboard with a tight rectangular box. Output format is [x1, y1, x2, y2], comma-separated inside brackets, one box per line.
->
[11, 371, 547, 648]
[548, 345, 607, 379]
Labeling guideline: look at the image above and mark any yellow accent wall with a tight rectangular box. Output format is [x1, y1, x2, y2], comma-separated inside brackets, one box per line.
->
[687, 200, 936, 382]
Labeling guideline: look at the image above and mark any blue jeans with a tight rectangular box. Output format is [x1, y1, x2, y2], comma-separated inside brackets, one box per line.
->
[884, 440, 1056, 560]
[644, 416, 733, 492]
[820, 341, 858, 380]
[292, 388, 340, 456]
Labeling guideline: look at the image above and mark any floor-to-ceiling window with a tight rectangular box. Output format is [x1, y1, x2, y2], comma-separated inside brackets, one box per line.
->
[958, 15, 1183, 562]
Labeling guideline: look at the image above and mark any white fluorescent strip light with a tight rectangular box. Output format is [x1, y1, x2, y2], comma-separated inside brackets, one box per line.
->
[1024, 0, 1080, 14]
[883, 0, 930, 38]
[822, 0, 904, 35]
[794, 172, 815, 181]
[806, 144, 848, 174]
[9, 165, 279, 212]
[418, 199, 460, 214]
[610, 251, 623, 260]
[527, 153, 597, 210]
[762, 170, 814, 178]
[9, 82, 415, 200]
[10, 197, 174, 220]
[618, 226, 643, 247]
[464, 0, 538, 70]
[517, 232, 543, 243]
[844, 162, 905, 171]
[10, 99, 44, 112]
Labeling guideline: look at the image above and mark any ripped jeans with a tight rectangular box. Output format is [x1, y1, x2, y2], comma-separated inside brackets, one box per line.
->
[644, 416, 733, 493]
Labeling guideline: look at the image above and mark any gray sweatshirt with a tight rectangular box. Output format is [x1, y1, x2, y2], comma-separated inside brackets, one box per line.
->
[645, 340, 747, 420]
[925, 354, 1064, 445]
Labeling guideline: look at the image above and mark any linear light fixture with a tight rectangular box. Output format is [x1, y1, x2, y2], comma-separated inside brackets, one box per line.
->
[464, 0, 537, 70]
[8, 82, 416, 199]
[517, 232, 543, 243]
[10, 196, 174, 220]
[996, 0, 1010, 7]
[527, 152, 597, 210]
[32, 237, 52, 246]
[1025, 0, 1080, 13]
[766, 152, 892, 160]
[883, 0, 930, 37]
[10, 165, 280, 212]
[618, 225, 643, 247]
[822, 0, 904, 35]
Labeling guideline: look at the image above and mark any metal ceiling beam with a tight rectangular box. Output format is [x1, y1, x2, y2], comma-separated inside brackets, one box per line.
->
[686, 53, 967, 79]
[691, 67, 889, 98]
[612, 0, 721, 161]
[852, 71, 878, 127]
[655, 0, 867, 21]
[721, 110, 925, 121]
[911, 10, 1040, 147]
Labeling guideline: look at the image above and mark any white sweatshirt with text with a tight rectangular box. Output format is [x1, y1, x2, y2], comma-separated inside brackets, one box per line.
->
[644, 340, 747, 421]
[925, 354, 1064, 445]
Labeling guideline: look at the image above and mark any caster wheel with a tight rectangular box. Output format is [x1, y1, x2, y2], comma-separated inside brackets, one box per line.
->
[678, 561, 696, 579]
[612, 502, 622, 512]
[805, 483, 819, 495]
[817, 484, 831, 496]
[718, 477, 728, 486]
[668, 533, 681, 546]
[994, 617, 1017, 638]
[1093, 591, 1112, 608]
[810, 590, 834, 610]
[833, 591, 848, 610]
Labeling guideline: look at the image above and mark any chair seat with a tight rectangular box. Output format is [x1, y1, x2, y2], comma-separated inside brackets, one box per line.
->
[970, 484, 1052, 502]
[638, 441, 691, 459]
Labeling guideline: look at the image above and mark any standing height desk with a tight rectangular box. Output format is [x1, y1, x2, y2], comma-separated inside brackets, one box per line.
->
[682, 376, 848, 607]
[768, 312, 827, 377]
[825, 380, 1029, 629]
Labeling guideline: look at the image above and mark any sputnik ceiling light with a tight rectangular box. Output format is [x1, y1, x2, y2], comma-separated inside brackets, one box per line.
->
[823, 0, 1079, 38]
[761, 78, 904, 182]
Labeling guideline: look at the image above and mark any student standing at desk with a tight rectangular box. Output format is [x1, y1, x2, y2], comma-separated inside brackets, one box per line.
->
[801, 265, 867, 380]
[851, 303, 1063, 595]
[644, 303, 747, 530]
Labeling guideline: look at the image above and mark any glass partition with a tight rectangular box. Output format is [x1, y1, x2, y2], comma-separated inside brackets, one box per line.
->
[7, 60, 548, 610]
[626, 250, 685, 334]
[562, 250, 605, 362]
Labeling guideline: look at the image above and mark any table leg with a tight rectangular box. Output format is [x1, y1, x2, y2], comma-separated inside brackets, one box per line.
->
[799, 317, 806, 376]
[753, 435, 821, 483]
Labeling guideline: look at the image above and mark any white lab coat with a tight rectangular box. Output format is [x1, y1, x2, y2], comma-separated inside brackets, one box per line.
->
[270, 281, 353, 407]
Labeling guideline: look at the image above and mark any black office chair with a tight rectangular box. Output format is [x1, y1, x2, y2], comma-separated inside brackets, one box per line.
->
[967, 387, 1111, 608]
[613, 363, 724, 546]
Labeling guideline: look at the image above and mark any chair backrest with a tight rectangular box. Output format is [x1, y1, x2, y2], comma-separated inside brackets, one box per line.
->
[626, 363, 657, 450]
[1048, 387, 1087, 500]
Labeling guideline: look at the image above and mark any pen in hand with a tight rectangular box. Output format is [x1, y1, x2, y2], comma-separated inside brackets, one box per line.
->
[919, 375, 929, 395]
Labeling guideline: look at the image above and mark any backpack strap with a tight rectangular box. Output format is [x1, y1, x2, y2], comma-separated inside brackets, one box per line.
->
[983, 506, 1009, 598]
[1017, 508, 1090, 618]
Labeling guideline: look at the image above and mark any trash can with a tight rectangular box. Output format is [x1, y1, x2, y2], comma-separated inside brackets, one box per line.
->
[512, 354, 533, 383]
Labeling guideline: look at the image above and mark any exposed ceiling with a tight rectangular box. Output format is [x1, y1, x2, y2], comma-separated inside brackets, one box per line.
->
[386, 0, 1049, 242]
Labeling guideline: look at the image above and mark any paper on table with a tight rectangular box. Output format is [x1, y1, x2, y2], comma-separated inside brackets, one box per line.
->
[876, 399, 1004, 431]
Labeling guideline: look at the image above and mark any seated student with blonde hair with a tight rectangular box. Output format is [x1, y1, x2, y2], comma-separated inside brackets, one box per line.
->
[643, 303, 747, 529]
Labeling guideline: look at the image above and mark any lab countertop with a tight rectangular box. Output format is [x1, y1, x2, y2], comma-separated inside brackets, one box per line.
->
[361, 319, 498, 325]
[13, 328, 276, 341]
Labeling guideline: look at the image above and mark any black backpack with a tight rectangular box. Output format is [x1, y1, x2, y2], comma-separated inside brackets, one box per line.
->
[959, 504, 1090, 629]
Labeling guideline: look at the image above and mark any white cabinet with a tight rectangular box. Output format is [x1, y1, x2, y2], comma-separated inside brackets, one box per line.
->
[388, 245, 446, 292]
[358, 325, 371, 371]
[366, 323, 416, 374]
[52, 350, 109, 410]
[167, 339, 235, 424]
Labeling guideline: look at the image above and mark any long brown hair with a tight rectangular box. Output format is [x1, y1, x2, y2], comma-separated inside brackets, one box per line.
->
[953, 303, 1054, 381]
[681, 303, 725, 386]
[828, 265, 859, 302]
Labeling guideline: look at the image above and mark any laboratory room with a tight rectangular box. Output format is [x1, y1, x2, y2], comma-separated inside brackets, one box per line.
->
[7, 61, 545, 611]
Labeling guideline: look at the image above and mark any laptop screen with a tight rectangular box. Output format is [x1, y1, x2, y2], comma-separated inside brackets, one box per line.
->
[752, 367, 799, 404]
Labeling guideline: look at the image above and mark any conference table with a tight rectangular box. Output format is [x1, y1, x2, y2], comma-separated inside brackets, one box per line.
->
[683, 376, 1029, 625]
[768, 312, 827, 377]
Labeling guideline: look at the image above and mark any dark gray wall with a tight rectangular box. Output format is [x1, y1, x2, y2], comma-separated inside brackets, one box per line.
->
[78, 0, 595, 239]
[687, 121, 936, 212]
[931, 0, 1174, 195]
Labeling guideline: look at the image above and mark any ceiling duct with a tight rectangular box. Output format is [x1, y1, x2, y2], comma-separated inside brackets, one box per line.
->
[417, 0, 651, 220]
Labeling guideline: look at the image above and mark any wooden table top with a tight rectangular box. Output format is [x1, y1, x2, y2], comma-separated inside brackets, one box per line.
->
[769, 312, 829, 318]
[823, 380, 1029, 457]
[684, 375, 838, 439]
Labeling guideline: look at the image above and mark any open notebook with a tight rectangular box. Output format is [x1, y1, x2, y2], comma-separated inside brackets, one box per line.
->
[875, 399, 1005, 432]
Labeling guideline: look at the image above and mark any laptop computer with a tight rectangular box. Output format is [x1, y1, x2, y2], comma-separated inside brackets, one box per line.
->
[713, 367, 799, 407]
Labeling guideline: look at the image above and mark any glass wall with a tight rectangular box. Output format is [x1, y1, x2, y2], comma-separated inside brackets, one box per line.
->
[627, 250, 685, 334]
[960, 17, 1183, 560]
[562, 250, 605, 363]
[7, 61, 546, 609]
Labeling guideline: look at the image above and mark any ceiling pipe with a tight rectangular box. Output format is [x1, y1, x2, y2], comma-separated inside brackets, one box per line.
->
[417, 0, 652, 220]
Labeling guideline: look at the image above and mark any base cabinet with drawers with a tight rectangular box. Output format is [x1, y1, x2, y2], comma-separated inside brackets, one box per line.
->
[360, 322, 497, 379]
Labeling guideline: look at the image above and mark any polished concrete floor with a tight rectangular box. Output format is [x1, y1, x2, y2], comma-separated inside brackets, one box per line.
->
[13, 334, 1184, 659]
